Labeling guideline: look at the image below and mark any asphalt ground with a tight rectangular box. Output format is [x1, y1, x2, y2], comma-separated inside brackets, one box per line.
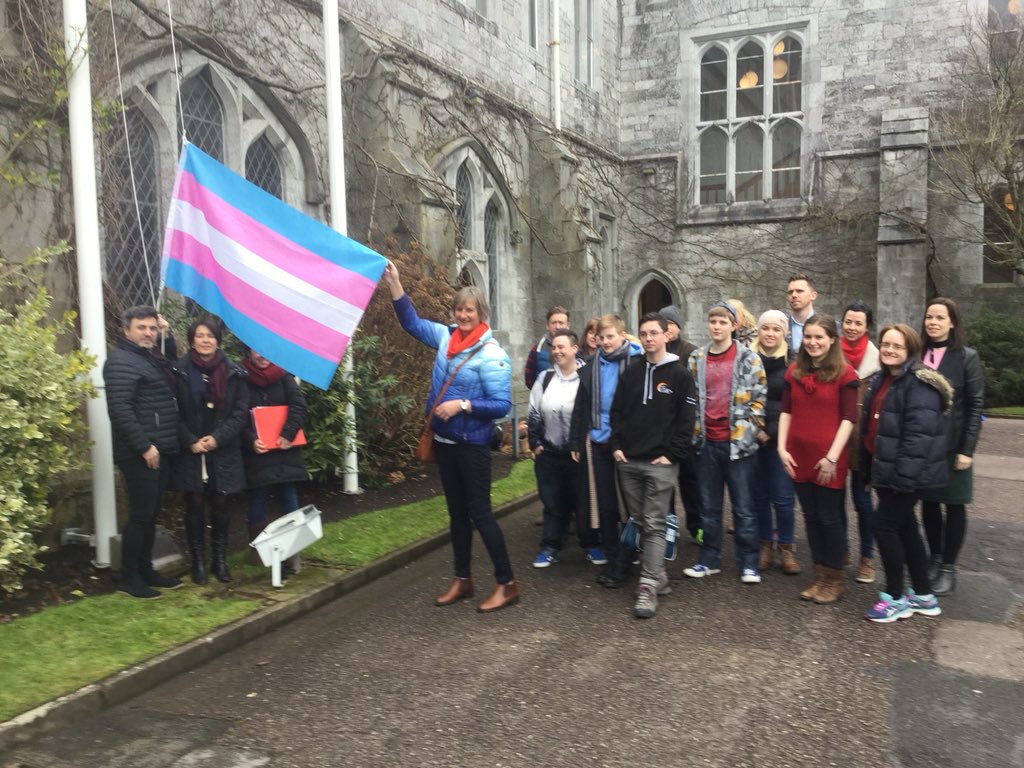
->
[2, 419, 1023, 768]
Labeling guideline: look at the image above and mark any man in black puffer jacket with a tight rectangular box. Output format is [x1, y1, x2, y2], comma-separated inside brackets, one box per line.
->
[103, 306, 182, 599]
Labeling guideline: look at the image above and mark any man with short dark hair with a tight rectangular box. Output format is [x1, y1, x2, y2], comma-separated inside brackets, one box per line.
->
[524, 306, 570, 389]
[786, 274, 818, 354]
[103, 305, 182, 599]
[610, 313, 696, 618]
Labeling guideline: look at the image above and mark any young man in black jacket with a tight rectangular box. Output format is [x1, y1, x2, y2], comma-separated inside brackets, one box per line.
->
[103, 305, 182, 599]
[610, 313, 697, 618]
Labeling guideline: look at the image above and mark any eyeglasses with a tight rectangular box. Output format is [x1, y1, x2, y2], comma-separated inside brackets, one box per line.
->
[879, 342, 906, 351]
[638, 330, 663, 338]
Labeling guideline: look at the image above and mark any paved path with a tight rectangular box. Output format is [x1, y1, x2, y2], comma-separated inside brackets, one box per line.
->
[3, 421, 1023, 768]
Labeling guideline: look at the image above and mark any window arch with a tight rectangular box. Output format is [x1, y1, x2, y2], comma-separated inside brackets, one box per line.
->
[245, 134, 283, 198]
[104, 109, 161, 308]
[695, 31, 805, 205]
[178, 73, 224, 160]
[434, 143, 512, 328]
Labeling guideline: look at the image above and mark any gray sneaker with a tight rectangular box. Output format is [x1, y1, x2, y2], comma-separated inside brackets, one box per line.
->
[655, 573, 672, 595]
[634, 584, 658, 619]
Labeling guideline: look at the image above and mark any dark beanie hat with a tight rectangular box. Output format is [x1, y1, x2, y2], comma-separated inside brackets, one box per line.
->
[659, 305, 683, 329]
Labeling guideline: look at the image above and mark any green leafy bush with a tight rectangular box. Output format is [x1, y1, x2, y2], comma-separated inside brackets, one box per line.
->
[0, 249, 95, 592]
[968, 308, 1024, 408]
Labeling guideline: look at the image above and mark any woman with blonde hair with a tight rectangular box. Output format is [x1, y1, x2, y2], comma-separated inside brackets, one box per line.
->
[382, 261, 519, 613]
[751, 310, 799, 574]
[727, 299, 757, 347]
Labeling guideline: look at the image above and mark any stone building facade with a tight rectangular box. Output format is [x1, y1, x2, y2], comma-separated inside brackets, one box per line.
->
[2, 0, 1021, 401]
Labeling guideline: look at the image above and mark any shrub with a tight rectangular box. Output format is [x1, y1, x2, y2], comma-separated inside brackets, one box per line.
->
[967, 308, 1024, 408]
[0, 249, 95, 592]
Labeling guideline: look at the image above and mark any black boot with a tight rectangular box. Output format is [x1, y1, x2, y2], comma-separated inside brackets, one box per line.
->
[927, 554, 943, 583]
[932, 564, 956, 596]
[184, 509, 207, 585]
[210, 506, 232, 583]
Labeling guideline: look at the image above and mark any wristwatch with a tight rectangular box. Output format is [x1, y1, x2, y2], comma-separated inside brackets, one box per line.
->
[460, 399, 469, 412]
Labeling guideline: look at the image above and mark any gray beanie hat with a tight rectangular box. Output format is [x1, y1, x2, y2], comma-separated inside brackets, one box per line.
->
[658, 304, 683, 329]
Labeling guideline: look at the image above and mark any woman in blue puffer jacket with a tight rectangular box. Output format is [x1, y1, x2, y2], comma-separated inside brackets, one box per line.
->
[382, 260, 519, 613]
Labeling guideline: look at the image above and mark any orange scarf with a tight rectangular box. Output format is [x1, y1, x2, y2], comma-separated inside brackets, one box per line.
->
[447, 322, 489, 358]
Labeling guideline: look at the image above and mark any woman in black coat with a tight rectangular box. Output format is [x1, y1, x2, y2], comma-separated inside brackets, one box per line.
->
[172, 317, 249, 584]
[860, 324, 952, 624]
[919, 297, 984, 595]
[241, 348, 308, 550]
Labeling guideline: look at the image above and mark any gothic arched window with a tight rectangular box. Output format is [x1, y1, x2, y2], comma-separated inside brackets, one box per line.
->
[455, 163, 473, 250]
[245, 135, 282, 198]
[178, 74, 224, 160]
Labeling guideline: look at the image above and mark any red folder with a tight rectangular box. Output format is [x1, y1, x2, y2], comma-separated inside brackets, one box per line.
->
[251, 406, 307, 449]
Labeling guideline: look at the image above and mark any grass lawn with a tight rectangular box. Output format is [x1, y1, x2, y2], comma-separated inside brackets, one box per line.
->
[0, 460, 536, 722]
[986, 406, 1024, 417]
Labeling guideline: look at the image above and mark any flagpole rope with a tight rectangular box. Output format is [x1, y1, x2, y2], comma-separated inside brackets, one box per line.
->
[107, 2, 157, 308]
[166, 0, 187, 148]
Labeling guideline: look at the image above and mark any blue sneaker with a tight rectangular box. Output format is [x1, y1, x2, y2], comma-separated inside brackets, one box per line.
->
[584, 548, 608, 566]
[740, 568, 761, 584]
[864, 592, 912, 623]
[532, 548, 559, 568]
[906, 589, 942, 617]
[683, 564, 721, 579]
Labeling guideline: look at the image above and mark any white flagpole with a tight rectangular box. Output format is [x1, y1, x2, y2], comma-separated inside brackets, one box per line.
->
[64, 0, 118, 566]
[323, 0, 360, 494]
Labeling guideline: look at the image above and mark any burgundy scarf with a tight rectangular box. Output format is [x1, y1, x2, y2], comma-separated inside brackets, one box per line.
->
[243, 357, 288, 388]
[188, 348, 227, 408]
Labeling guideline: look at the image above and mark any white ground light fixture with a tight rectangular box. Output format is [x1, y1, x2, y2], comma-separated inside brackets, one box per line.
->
[250, 505, 323, 587]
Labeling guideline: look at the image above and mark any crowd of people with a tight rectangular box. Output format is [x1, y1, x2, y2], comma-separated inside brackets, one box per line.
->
[104, 272, 984, 625]
[523, 276, 984, 621]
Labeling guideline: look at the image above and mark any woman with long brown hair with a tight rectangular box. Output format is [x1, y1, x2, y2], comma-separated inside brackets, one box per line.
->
[777, 314, 859, 603]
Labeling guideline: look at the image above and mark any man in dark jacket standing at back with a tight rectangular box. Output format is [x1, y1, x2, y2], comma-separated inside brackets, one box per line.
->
[103, 305, 182, 599]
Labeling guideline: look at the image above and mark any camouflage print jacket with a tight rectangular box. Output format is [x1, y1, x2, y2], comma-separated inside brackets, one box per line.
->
[688, 343, 767, 460]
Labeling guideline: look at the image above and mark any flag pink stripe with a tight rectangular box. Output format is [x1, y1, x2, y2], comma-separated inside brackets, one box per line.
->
[175, 171, 379, 308]
[165, 229, 349, 361]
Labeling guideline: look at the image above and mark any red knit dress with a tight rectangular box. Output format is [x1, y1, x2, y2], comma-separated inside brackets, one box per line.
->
[783, 364, 859, 489]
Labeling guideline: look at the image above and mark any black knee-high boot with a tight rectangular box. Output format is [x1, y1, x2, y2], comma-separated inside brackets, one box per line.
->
[210, 499, 232, 583]
[184, 495, 207, 585]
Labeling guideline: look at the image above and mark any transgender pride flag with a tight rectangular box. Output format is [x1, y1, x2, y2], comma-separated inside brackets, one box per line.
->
[161, 143, 386, 389]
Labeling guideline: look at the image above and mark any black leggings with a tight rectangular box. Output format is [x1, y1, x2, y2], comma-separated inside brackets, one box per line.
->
[874, 489, 931, 597]
[921, 501, 967, 565]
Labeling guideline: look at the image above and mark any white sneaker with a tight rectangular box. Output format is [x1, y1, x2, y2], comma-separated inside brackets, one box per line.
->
[741, 568, 762, 584]
[683, 564, 721, 579]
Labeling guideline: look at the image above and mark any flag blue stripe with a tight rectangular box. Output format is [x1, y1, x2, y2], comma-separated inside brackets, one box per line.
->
[164, 259, 339, 389]
[180, 143, 384, 282]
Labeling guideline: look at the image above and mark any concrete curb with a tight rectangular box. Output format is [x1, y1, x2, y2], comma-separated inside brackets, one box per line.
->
[0, 491, 538, 753]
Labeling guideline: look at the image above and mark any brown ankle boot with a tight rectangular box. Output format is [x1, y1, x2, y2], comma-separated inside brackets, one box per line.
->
[477, 582, 521, 613]
[779, 543, 802, 575]
[855, 556, 875, 584]
[800, 564, 824, 601]
[758, 540, 775, 571]
[813, 567, 845, 604]
[435, 577, 475, 606]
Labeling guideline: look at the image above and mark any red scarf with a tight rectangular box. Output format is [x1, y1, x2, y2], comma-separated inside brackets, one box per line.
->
[447, 322, 489, 358]
[841, 334, 868, 371]
[243, 357, 288, 388]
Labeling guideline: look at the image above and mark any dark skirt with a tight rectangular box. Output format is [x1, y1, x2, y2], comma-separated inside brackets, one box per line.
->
[921, 454, 973, 505]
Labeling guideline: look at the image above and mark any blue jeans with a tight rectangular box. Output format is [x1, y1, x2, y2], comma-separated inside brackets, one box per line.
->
[535, 450, 581, 552]
[697, 441, 758, 571]
[435, 441, 514, 584]
[753, 440, 796, 544]
[848, 470, 876, 558]
[247, 483, 300, 525]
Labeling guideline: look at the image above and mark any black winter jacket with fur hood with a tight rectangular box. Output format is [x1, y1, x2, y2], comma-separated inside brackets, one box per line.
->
[860, 362, 954, 494]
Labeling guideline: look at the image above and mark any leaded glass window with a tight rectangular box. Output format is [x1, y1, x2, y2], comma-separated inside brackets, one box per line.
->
[246, 135, 282, 198]
[484, 198, 499, 325]
[178, 74, 224, 160]
[105, 109, 162, 308]
[455, 163, 473, 249]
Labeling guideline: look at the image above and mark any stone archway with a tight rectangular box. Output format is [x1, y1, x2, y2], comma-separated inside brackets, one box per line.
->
[637, 278, 672, 320]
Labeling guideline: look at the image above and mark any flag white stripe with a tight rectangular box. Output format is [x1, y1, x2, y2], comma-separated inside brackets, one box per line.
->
[167, 198, 362, 335]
